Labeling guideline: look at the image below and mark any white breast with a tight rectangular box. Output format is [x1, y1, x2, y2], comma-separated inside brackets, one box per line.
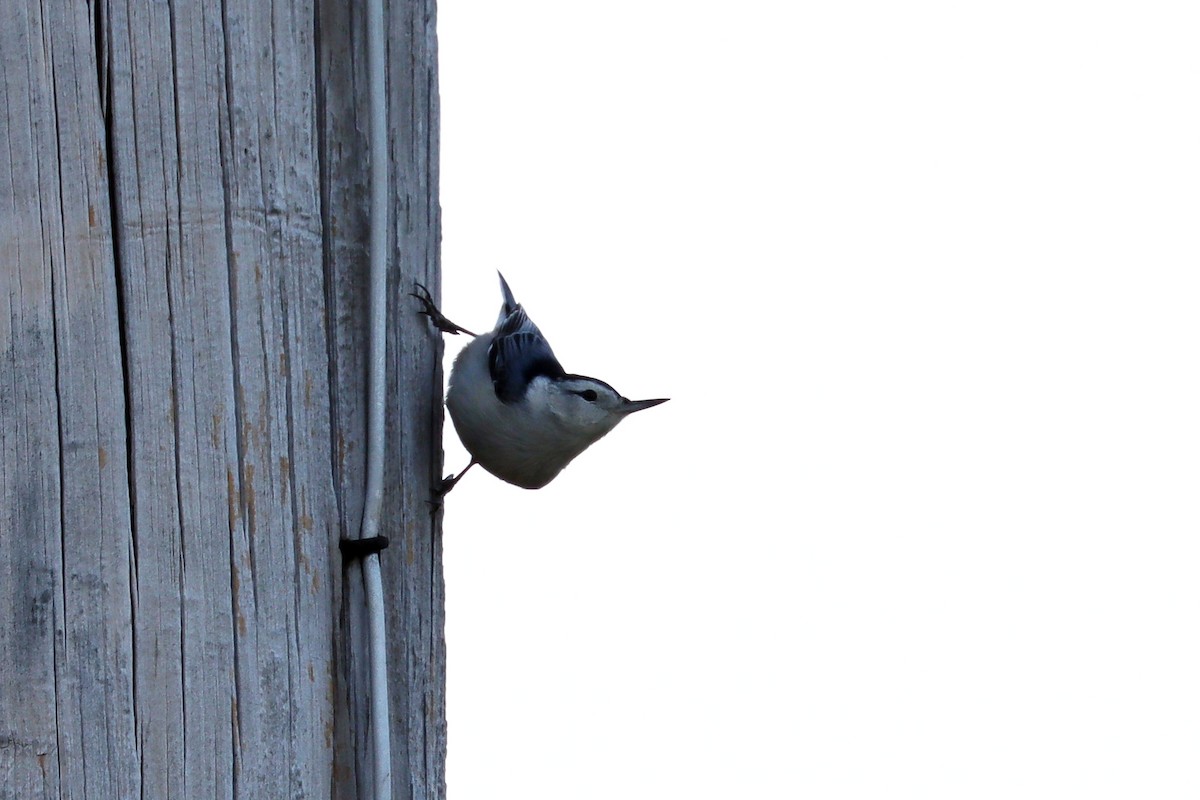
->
[446, 335, 597, 489]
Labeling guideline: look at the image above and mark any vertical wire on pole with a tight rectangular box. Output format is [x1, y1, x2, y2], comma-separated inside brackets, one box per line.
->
[361, 0, 393, 795]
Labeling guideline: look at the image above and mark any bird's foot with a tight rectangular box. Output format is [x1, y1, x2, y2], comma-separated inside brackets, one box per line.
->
[422, 461, 478, 513]
[410, 283, 476, 337]
[434, 460, 477, 498]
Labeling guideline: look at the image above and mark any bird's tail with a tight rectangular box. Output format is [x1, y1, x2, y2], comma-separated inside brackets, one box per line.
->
[497, 271, 519, 323]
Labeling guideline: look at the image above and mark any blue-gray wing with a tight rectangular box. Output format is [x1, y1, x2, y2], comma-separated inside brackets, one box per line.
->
[488, 305, 565, 404]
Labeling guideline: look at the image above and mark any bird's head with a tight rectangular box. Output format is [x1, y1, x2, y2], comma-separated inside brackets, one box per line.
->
[543, 375, 669, 439]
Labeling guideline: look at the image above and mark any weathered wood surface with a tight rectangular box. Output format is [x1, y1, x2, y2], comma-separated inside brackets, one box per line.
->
[0, 0, 445, 797]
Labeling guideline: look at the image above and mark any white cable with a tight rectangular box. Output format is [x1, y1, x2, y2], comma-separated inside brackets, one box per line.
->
[360, 0, 393, 794]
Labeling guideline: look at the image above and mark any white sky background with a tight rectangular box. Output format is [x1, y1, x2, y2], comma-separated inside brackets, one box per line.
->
[436, 2, 1200, 797]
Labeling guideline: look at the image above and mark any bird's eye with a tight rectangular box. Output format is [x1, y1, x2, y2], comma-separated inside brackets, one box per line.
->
[575, 389, 598, 402]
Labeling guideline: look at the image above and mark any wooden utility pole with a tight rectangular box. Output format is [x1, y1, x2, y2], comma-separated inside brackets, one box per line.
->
[0, 0, 446, 797]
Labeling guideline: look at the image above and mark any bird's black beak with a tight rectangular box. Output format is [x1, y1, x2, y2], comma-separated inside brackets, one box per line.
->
[620, 397, 670, 414]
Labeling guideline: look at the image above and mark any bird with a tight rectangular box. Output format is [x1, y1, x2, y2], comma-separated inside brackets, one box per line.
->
[412, 273, 668, 491]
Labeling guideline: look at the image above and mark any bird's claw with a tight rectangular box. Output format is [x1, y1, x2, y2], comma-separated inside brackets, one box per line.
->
[422, 471, 464, 514]
[433, 460, 476, 499]
[434, 472, 463, 497]
[410, 283, 476, 336]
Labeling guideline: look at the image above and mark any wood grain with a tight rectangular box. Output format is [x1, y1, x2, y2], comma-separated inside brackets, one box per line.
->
[1, 0, 445, 796]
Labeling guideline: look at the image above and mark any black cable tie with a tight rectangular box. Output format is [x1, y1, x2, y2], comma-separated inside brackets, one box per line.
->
[339, 535, 390, 560]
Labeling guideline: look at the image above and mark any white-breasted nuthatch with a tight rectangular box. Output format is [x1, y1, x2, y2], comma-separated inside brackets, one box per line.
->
[413, 274, 668, 491]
